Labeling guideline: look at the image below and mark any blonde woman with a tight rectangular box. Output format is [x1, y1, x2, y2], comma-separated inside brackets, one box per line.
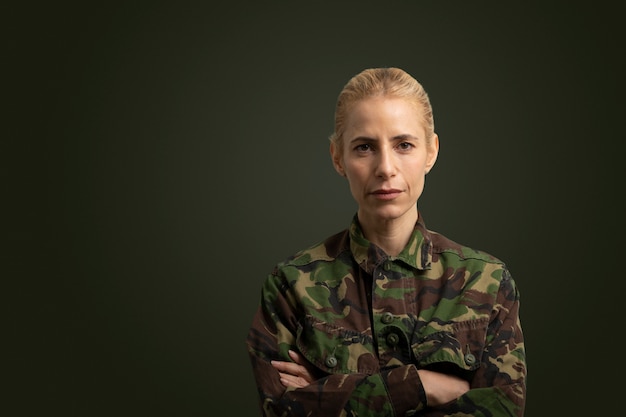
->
[247, 67, 526, 416]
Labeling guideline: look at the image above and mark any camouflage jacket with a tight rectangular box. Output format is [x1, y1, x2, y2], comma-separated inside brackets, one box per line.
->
[247, 213, 526, 416]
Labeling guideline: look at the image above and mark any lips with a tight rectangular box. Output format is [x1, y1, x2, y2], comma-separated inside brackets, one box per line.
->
[371, 188, 403, 200]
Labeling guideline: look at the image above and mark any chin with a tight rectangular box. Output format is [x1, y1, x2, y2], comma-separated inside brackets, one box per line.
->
[365, 205, 412, 222]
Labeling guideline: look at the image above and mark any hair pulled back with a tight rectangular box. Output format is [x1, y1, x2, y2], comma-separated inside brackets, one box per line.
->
[329, 67, 435, 154]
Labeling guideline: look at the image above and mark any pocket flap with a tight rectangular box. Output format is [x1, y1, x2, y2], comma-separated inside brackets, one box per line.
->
[412, 318, 488, 371]
[295, 315, 377, 374]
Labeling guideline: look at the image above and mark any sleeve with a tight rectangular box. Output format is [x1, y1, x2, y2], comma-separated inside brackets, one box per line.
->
[246, 270, 429, 417]
[432, 267, 527, 417]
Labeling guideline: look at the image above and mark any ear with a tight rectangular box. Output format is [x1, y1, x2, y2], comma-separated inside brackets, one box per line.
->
[329, 142, 346, 177]
[425, 133, 439, 174]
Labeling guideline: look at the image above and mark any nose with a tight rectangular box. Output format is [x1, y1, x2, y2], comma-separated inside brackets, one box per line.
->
[375, 147, 397, 179]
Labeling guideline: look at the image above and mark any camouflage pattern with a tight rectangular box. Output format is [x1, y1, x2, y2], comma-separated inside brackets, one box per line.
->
[247, 213, 526, 416]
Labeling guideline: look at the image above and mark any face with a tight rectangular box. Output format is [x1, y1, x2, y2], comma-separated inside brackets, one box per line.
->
[331, 97, 439, 225]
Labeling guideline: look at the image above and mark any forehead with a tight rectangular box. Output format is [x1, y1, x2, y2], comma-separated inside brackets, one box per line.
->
[344, 97, 425, 135]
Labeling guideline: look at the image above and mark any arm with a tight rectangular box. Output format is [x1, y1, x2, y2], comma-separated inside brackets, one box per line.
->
[246, 272, 429, 417]
[273, 351, 470, 407]
[263, 267, 526, 417]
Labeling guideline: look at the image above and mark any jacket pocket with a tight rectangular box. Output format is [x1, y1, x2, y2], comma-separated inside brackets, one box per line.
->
[411, 317, 489, 372]
[295, 314, 378, 374]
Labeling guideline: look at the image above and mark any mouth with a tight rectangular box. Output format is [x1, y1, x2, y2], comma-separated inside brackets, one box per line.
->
[371, 188, 403, 200]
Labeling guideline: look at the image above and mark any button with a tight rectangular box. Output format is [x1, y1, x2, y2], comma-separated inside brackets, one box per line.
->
[464, 352, 476, 366]
[381, 312, 394, 324]
[383, 262, 391, 271]
[386, 333, 399, 346]
[325, 355, 338, 368]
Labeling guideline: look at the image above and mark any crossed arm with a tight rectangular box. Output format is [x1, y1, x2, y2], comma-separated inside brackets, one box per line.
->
[251, 266, 526, 416]
[272, 349, 470, 407]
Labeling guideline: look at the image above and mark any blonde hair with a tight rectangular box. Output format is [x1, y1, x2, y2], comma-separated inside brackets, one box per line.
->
[329, 67, 435, 153]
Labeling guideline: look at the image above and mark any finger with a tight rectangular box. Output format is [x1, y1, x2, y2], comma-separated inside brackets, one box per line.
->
[287, 351, 316, 383]
[278, 372, 307, 389]
[271, 360, 305, 375]
[271, 357, 316, 386]
[288, 349, 304, 364]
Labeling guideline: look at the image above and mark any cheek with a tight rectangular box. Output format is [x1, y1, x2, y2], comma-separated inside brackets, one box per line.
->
[344, 167, 369, 197]
[405, 163, 427, 190]
[344, 163, 368, 185]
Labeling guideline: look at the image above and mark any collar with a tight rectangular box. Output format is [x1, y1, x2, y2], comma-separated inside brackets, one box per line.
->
[349, 212, 433, 275]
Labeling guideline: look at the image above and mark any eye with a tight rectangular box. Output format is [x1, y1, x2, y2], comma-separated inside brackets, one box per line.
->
[355, 143, 371, 152]
[397, 142, 414, 151]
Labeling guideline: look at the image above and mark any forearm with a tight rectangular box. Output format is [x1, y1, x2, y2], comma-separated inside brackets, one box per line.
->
[428, 385, 525, 417]
[249, 350, 427, 417]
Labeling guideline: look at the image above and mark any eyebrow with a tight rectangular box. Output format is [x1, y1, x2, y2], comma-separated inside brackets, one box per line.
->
[348, 134, 420, 144]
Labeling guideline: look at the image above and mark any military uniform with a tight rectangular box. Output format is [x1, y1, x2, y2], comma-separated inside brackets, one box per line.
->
[247, 213, 526, 416]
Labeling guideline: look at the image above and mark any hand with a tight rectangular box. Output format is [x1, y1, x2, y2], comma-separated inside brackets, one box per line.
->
[271, 350, 317, 388]
[417, 369, 470, 407]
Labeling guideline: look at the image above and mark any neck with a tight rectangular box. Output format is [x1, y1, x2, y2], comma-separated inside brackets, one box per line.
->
[357, 208, 418, 257]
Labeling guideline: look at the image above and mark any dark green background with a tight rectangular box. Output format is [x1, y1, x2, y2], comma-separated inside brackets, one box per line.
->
[7, 1, 624, 416]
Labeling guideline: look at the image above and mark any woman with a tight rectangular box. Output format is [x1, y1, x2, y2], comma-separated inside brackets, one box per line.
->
[246, 67, 526, 416]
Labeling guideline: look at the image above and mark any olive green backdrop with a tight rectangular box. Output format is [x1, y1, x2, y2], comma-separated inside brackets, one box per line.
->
[7, 1, 624, 416]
